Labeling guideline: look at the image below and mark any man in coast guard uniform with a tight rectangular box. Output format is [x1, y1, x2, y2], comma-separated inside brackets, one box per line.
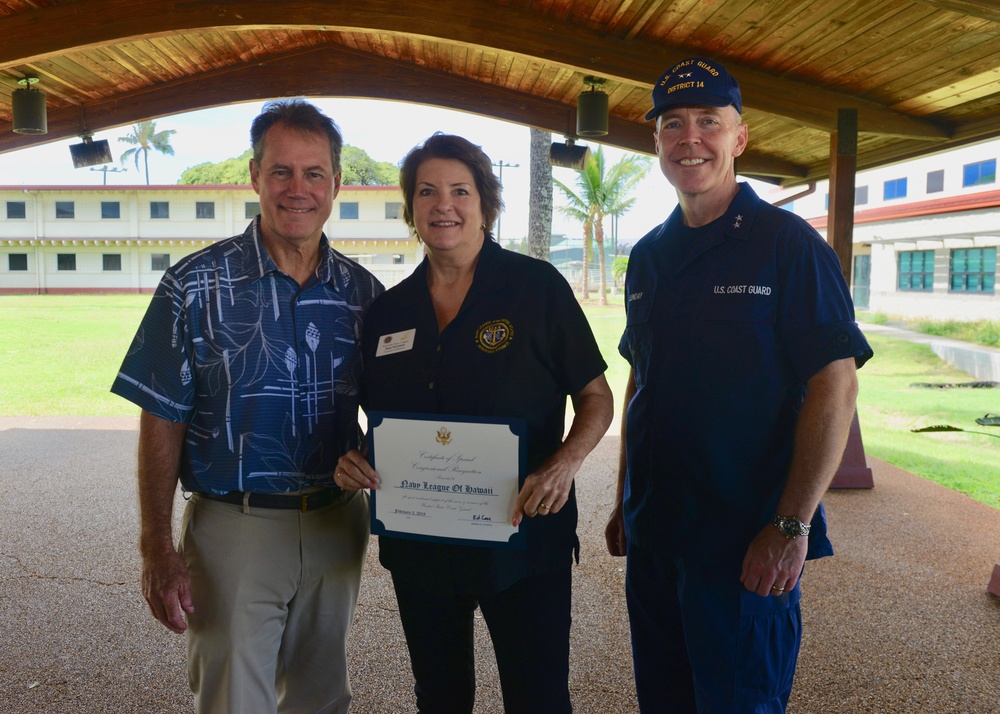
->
[604, 57, 872, 712]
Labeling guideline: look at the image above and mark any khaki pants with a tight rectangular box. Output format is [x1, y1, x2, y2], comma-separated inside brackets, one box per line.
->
[179, 491, 369, 714]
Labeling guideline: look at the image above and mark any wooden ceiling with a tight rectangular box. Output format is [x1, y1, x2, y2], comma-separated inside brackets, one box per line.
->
[1, 0, 999, 186]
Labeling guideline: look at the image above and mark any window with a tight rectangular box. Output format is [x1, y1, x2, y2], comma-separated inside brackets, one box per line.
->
[855, 186, 868, 206]
[385, 202, 403, 220]
[962, 159, 996, 188]
[196, 201, 215, 219]
[340, 202, 359, 220]
[950, 248, 996, 293]
[8, 254, 28, 271]
[883, 178, 907, 201]
[55, 201, 75, 219]
[151, 253, 171, 271]
[897, 250, 934, 291]
[926, 170, 945, 194]
[150, 201, 169, 219]
[823, 194, 829, 211]
[6, 201, 26, 219]
[244, 201, 260, 219]
[103, 254, 122, 271]
[101, 201, 121, 219]
[57, 253, 77, 271]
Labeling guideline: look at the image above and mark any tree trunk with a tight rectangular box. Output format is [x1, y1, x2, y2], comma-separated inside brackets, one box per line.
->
[595, 217, 607, 306]
[581, 215, 592, 300]
[527, 128, 553, 262]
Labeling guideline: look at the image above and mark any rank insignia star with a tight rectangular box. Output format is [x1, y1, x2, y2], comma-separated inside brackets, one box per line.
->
[679, 72, 693, 78]
[733, 214, 743, 229]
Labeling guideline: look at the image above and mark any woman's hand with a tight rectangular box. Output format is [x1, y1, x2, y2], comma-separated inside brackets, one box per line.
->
[512, 453, 581, 526]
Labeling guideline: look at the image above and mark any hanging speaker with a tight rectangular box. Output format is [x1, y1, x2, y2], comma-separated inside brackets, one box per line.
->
[549, 141, 590, 170]
[70, 136, 113, 168]
[576, 89, 609, 137]
[12, 77, 47, 135]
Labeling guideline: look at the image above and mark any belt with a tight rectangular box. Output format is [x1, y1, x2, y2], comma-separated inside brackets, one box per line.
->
[198, 488, 345, 512]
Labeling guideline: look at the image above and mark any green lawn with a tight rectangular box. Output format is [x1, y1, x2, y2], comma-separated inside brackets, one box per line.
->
[855, 335, 1000, 509]
[2, 294, 998, 509]
[0, 295, 150, 416]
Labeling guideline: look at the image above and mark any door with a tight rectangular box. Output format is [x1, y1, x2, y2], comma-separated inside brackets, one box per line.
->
[852, 254, 870, 309]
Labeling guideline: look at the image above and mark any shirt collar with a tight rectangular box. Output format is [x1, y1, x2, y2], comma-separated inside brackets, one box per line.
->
[659, 182, 760, 241]
[468, 237, 507, 294]
[718, 182, 760, 240]
[242, 217, 338, 288]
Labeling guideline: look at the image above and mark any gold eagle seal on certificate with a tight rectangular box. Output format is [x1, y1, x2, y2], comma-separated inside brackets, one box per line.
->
[475, 319, 514, 353]
[436, 427, 452, 445]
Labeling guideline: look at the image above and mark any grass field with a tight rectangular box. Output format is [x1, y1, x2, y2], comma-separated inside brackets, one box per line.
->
[0, 295, 150, 416]
[2, 294, 998, 509]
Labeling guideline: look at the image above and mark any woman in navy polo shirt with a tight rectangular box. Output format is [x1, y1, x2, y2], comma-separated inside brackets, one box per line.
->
[334, 133, 613, 713]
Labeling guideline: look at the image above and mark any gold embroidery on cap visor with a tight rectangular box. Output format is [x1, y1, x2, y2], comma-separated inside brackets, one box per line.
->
[476, 319, 514, 353]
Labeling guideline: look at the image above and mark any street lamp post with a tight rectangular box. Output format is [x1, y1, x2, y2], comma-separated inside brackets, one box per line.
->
[90, 166, 127, 184]
[491, 160, 519, 244]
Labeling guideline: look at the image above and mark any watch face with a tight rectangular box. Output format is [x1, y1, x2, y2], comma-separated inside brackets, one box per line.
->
[775, 516, 806, 538]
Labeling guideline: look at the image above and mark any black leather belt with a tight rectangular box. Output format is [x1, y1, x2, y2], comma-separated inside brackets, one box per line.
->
[199, 488, 345, 512]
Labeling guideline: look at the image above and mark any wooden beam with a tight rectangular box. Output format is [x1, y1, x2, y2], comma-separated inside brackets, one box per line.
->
[915, 0, 1000, 24]
[0, 0, 950, 140]
[0, 43, 808, 181]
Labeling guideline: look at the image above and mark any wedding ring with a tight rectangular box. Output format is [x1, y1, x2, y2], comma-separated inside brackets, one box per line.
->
[539, 503, 550, 511]
[771, 586, 785, 592]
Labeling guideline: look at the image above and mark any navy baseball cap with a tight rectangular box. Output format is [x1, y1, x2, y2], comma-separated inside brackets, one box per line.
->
[645, 57, 742, 121]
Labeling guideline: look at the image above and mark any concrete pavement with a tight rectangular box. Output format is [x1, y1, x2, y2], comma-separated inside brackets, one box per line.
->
[1, 416, 998, 713]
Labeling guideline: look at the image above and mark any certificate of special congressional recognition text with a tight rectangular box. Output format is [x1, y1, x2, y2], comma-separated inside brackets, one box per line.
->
[368, 412, 527, 549]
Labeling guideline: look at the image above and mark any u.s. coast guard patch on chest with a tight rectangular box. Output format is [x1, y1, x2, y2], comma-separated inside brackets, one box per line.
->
[475, 319, 514, 353]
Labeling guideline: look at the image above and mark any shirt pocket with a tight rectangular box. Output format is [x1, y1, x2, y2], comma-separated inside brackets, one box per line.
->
[619, 290, 655, 388]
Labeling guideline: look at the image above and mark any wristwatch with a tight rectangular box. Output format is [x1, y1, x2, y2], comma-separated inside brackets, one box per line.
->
[772, 514, 810, 539]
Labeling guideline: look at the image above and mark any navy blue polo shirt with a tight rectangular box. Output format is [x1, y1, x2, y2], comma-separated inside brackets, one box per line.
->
[619, 183, 872, 566]
[111, 219, 384, 495]
[362, 238, 608, 593]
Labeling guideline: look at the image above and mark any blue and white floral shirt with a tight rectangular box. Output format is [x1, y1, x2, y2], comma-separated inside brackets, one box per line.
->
[112, 218, 384, 494]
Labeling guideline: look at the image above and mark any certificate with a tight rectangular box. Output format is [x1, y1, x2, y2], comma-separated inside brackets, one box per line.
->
[368, 412, 526, 549]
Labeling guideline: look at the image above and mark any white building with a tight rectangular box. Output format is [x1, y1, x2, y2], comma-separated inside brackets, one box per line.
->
[778, 140, 1000, 321]
[0, 184, 420, 294]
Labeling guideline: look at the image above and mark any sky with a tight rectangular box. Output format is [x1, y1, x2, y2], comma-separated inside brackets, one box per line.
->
[0, 98, 679, 247]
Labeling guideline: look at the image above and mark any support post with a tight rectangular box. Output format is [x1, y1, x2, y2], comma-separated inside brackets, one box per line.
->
[828, 108, 858, 283]
[826, 110, 873, 489]
[829, 410, 874, 489]
[989, 564, 1000, 598]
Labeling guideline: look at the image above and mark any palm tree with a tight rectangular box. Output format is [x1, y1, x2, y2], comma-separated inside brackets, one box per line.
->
[119, 121, 177, 184]
[554, 146, 651, 304]
[527, 128, 554, 261]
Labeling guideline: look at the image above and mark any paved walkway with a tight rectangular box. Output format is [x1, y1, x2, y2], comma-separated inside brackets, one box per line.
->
[1, 417, 998, 713]
[861, 322, 1000, 382]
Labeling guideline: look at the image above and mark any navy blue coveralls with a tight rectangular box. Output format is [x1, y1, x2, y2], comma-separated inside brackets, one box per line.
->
[619, 184, 872, 713]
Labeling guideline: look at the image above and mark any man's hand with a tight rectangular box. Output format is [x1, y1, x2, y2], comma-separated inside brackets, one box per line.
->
[137, 410, 191, 633]
[739, 524, 808, 597]
[604, 504, 627, 557]
[334, 448, 379, 490]
[141, 548, 194, 634]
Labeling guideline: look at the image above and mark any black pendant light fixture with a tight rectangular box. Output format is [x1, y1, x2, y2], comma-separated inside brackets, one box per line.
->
[12, 76, 47, 135]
